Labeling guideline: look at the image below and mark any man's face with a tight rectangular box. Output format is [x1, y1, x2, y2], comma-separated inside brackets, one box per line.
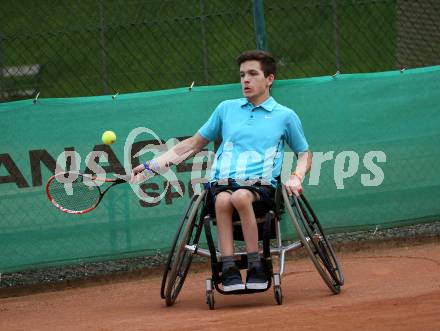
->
[239, 60, 274, 103]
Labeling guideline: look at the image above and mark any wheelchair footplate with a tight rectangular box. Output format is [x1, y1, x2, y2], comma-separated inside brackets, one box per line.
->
[212, 255, 274, 295]
[205, 256, 283, 309]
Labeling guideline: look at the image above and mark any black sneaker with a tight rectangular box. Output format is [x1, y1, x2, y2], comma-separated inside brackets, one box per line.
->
[221, 266, 245, 292]
[246, 265, 268, 290]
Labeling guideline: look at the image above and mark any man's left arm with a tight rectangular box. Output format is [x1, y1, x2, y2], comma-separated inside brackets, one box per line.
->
[284, 110, 312, 196]
[285, 150, 312, 197]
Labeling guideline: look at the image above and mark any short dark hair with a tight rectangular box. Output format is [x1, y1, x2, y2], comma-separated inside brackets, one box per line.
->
[236, 50, 277, 77]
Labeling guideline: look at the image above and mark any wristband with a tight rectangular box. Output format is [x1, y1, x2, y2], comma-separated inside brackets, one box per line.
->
[143, 159, 161, 175]
[292, 171, 304, 182]
[143, 161, 154, 174]
[150, 159, 159, 171]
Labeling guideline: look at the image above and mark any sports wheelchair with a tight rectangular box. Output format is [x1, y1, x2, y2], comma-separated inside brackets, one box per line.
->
[160, 183, 344, 309]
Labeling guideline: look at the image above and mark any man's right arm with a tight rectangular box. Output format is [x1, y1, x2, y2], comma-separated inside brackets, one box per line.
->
[132, 101, 222, 181]
[131, 133, 209, 179]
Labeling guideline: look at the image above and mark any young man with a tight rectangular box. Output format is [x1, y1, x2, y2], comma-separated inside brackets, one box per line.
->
[132, 50, 312, 292]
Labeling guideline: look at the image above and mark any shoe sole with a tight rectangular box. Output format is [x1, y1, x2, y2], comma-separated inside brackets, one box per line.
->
[246, 282, 268, 290]
[223, 284, 245, 292]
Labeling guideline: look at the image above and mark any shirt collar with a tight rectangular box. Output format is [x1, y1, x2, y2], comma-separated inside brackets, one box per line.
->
[240, 96, 276, 112]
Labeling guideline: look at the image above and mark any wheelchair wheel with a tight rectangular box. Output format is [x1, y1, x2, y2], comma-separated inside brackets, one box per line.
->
[298, 194, 344, 287]
[206, 278, 215, 310]
[206, 292, 215, 310]
[274, 286, 283, 305]
[282, 188, 344, 294]
[160, 194, 198, 299]
[164, 191, 206, 306]
[273, 273, 283, 305]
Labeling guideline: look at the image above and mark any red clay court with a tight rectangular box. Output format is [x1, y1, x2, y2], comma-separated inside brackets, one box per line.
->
[1, 239, 439, 331]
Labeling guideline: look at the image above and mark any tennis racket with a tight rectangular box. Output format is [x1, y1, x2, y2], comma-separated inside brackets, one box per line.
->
[45, 172, 127, 214]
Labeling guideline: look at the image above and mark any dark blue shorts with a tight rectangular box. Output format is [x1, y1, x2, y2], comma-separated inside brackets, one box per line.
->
[206, 179, 275, 204]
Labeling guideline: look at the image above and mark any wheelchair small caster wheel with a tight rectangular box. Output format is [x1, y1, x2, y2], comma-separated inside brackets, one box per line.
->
[205, 278, 215, 310]
[273, 273, 282, 305]
[206, 291, 215, 310]
[274, 285, 283, 305]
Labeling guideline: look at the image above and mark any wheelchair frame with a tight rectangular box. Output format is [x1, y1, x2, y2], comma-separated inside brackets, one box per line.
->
[160, 186, 344, 309]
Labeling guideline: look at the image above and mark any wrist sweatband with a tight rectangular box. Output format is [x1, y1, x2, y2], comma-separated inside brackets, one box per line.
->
[143, 161, 154, 174]
[292, 171, 304, 182]
[150, 159, 159, 171]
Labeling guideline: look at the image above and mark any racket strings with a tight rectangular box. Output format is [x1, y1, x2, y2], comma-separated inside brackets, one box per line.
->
[49, 177, 100, 212]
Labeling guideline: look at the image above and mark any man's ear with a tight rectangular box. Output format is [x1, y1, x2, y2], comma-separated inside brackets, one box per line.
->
[267, 74, 275, 88]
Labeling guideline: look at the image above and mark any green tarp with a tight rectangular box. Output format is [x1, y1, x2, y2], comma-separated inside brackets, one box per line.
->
[1, 66, 439, 272]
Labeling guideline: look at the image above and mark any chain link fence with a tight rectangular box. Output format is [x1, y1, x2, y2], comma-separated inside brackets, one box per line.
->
[0, 0, 439, 102]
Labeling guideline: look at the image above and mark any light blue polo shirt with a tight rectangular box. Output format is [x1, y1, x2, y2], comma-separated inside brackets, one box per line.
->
[198, 96, 309, 187]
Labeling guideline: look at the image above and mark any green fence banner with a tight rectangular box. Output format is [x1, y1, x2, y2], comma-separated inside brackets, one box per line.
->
[1, 66, 440, 273]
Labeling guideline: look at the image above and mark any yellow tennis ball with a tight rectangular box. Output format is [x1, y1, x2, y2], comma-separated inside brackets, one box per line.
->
[102, 130, 116, 145]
